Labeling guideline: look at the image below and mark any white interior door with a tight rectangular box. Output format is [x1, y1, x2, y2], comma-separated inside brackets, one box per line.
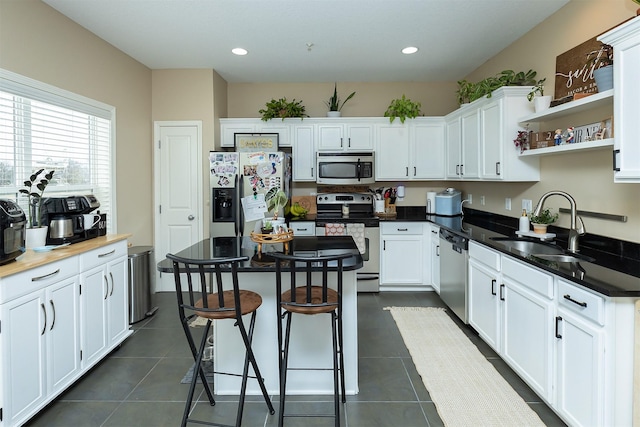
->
[154, 122, 203, 292]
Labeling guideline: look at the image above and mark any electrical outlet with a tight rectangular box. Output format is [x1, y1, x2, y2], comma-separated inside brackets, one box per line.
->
[468, 194, 473, 204]
[480, 196, 485, 206]
[522, 199, 532, 213]
[505, 197, 512, 210]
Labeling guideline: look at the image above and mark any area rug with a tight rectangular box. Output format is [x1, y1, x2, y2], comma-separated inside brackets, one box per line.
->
[386, 307, 545, 427]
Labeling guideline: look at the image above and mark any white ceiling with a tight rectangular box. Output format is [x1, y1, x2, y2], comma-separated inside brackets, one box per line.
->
[43, 0, 569, 83]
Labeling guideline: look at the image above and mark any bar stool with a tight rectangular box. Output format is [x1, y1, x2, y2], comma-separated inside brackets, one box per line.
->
[166, 254, 275, 427]
[270, 251, 353, 427]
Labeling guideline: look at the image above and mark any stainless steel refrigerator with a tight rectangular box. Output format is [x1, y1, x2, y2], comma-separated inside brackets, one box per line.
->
[209, 150, 290, 237]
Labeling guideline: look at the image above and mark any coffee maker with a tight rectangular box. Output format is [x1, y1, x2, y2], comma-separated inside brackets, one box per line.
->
[40, 195, 101, 245]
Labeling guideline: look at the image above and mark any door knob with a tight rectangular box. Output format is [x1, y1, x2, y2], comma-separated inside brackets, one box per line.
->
[188, 215, 195, 221]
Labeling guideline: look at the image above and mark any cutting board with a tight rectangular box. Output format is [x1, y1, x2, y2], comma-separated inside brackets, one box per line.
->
[291, 196, 317, 214]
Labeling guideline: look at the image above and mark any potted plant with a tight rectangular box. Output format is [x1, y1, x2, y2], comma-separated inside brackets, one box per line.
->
[19, 168, 54, 248]
[455, 69, 539, 105]
[261, 220, 273, 234]
[586, 43, 613, 92]
[325, 83, 356, 117]
[529, 207, 559, 234]
[259, 97, 308, 121]
[526, 78, 551, 113]
[264, 187, 288, 233]
[384, 95, 422, 123]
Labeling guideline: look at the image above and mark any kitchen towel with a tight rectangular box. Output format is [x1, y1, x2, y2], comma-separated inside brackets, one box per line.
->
[324, 223, 346, 236]
[346, 223, 366, 255]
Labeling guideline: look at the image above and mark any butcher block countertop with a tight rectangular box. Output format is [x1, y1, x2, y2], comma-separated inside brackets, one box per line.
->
[0, 234, 131, 279]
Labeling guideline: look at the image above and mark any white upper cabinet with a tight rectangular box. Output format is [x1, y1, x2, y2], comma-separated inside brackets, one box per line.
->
[600, 16, 640, 183]
[292, 124, 316, 181]
[480, 87, 539, 181]
[376, 118, 446, 180]
[316, 120, 374, 151]
[446, 106, 480, 179]
[219, 118, 298, 148]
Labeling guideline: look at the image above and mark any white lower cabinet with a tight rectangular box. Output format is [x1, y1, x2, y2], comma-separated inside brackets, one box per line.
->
[468, 241, 632, 427]
[0, 258, 80, 427]
[555, 279, 605, 427]
[379, 222, 425, 289]
[80, 242, 129, 367]
[0, 239, 130, 426]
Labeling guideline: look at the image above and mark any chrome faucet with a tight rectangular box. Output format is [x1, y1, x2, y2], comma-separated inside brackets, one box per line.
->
[533, 191, 585, 253]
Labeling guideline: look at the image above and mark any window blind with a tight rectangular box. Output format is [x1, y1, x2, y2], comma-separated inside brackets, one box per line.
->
[0, 69, 115, 232]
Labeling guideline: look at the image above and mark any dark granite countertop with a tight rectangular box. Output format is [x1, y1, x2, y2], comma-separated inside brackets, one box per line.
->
[387, 206, 640, 298]
[157, 235, 363, 273]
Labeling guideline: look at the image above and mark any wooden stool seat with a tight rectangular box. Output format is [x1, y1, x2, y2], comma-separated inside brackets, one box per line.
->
[195, 290, 263, 319]
[281, 286, 338, 314]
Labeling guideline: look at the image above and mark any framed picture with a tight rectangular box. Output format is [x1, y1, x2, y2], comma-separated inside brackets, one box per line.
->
[235, 133, 279, 152]
[554, 37, 602, 100]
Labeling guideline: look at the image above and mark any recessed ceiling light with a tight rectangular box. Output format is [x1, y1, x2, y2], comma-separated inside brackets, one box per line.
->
[402, 46, 418, 55]
[232, 48, 248, 56]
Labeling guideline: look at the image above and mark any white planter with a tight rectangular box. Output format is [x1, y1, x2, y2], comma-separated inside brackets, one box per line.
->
[26, 226, 48, 249]
[326, 111, 341, 117]
[533, 96, 552, 113]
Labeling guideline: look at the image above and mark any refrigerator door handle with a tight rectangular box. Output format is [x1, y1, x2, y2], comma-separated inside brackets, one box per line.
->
[237, 174, 243, 236]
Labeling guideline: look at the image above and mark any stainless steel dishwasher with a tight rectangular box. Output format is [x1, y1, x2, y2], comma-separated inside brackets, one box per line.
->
[439, 228, 469, 323]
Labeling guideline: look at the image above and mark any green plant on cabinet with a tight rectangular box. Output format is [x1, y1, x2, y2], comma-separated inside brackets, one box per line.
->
[325, 83, 356, 112]
[19, 168, 55, 228]
[384, 95, 422, 123]
[259, 97, 308, 121]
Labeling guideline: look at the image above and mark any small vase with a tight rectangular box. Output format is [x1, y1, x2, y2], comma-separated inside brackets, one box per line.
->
[26, 226, 48, 249]
[593, 65, 613, 92]
[326, 111, 341, 118]
[532, 223, 548, 234]
[533, 96, 552, 113]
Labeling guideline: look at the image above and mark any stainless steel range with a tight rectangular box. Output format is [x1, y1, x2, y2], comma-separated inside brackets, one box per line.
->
[315, 193, 379, 292]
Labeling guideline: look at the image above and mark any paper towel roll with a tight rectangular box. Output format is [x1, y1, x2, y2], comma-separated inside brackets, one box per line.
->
[426, 191, 437, 214]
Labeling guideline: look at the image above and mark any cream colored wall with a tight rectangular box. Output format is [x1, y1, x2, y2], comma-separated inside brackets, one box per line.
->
[0, 0, 153, 246]
[151, 69, 219, 237]
[455, 0, 640, 243]
[228, 82, 459, 118]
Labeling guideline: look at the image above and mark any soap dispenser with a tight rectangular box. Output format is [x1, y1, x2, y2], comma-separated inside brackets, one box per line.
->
[519, 209, 530, 233]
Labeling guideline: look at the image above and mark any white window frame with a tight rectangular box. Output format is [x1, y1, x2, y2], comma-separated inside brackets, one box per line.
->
[0, 68, 117, 232]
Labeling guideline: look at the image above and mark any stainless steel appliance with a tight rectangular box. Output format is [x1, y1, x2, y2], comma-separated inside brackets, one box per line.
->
[209, 150, 291, 237]
[0, 199, 26, 265]
[316, 152, 375, 185]
[439, 228, 469, 323]
[40, 195, 101, 245]
[315, 192, 379, 292]
[435, 188, 462, 216]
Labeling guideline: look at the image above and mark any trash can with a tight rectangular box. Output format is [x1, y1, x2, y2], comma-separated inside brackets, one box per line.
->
[128, 246, 157, 324]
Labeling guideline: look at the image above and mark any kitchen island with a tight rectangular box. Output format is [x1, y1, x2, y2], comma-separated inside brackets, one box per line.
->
[157, 235, 363, 396]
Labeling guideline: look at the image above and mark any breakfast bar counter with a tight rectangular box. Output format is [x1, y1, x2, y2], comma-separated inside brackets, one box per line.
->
[157, 235, 363, 396]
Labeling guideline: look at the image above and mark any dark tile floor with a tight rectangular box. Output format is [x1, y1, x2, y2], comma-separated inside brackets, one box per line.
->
[25, 291, 566, 427]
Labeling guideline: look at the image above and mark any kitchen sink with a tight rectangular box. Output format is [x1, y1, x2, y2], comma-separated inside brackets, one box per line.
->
[531, 253, 595, 263]
[490, 238, 564, 255]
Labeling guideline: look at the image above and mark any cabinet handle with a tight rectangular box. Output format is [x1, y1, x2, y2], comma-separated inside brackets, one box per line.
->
[109, 272, 115, 296]
[456, 164, 460, 175]
[104, 275, 109, 300]
[613, 149, 620, 172]
[31, 269, 60, 281]
[383, 240, 386, 250]
[50, 299, 56, 330]
[406, 166, 409, 177]
[499, 283, 505, 301]
[491, 279, 496, 296]
[555, 316, 563, 339]
[98, 249, 116, 258]
[41, 303, 47, 335]
[397, 228, 408, 232]
[348, 137, 351, 148]
[340, 137, 344, 148]
[298, 228, 308, 231]
[563, 294, 587, 307]
[436, 245, 439, 256]
[460, 164, 464, 176]
[495, 162, 501, 176]
[311, 167, 314, 177]
[413, 166, 416, 176]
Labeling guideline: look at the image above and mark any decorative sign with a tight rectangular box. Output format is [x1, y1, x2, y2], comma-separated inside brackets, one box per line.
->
[235, 133, 279, 152]
[554, 37, 603, 100]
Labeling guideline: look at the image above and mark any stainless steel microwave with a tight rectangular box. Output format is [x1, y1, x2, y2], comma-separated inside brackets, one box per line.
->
[316, 152, 375, 185]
